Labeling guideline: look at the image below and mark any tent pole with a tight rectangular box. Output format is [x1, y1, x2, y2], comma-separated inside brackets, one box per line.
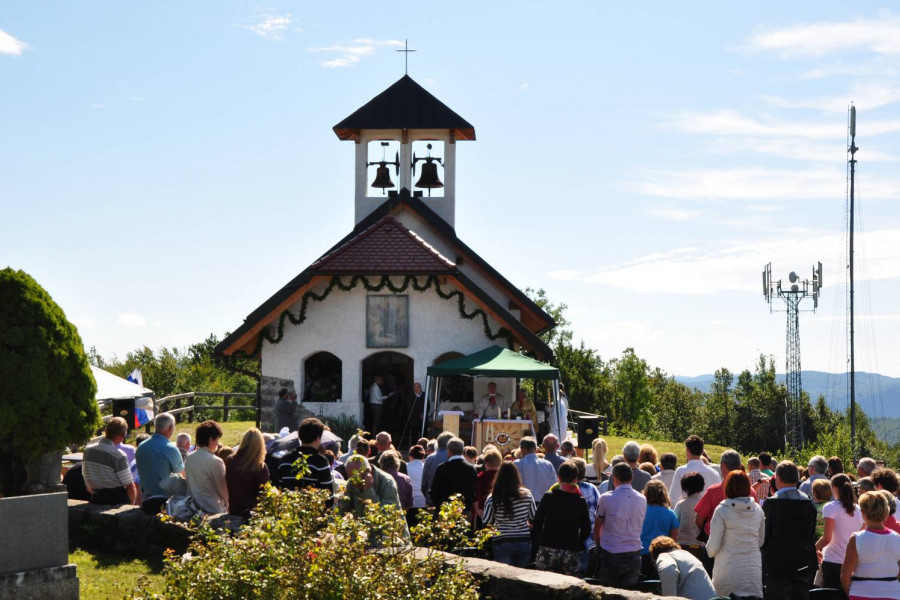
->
[553, 380, 561, 441]
[422, 376, 431, 439]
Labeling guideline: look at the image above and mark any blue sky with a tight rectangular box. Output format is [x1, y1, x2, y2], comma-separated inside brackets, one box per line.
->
[3, 3, 900, 382]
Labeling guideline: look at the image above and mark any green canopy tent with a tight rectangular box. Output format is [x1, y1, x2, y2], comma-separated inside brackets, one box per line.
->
[422, 345, 561, 439]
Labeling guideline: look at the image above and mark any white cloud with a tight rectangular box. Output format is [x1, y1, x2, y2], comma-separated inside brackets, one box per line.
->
[643, 205, 705, 222]
[743, 16, 900, 58]
[309, 39, 403, 68]
[91, 103, 105, 109]
[662, 109, 900, 140]
[117, 313, 148, 328]
[550, 228, 900, 294]
[762, 81, 900, 113]
[0, 29, 28, 56]
[237, 12, 294, 41]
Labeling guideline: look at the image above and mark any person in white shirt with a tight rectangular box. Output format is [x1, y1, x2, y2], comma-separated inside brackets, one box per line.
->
[184, 420, 229, 514]
[669, 435, 721, 502]
[547, 384, 570, 442]
[368, 375, 394, 433]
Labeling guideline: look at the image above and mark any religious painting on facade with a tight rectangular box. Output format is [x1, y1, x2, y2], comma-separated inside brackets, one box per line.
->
[366, 295, 409, 348]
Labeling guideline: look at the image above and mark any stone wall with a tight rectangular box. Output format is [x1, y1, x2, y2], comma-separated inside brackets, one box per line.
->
[68, 500, 193, 558]
[421, 550, 676, 600]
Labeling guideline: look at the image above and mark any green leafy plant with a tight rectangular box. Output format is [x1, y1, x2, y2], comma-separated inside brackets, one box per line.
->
[0, 268, 100, 496]
[324, 414, 363, 445]
[131, 485, 487, 600]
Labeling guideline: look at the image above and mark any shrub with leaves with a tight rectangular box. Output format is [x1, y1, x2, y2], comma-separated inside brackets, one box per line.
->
[0, 268, 99, 495]
[131, 484, 490, 600]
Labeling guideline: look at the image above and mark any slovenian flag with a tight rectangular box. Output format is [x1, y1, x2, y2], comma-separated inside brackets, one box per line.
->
[126, 369, 153, 427]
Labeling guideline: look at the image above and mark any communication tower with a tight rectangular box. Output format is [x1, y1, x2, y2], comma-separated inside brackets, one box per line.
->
[762, 262, 823, 453]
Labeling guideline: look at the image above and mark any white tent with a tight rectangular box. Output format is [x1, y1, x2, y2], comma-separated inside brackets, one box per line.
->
[91, 366, 154, 409]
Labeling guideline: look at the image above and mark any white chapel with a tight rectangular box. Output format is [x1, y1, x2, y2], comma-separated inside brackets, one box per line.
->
[216, 75, 556, 441]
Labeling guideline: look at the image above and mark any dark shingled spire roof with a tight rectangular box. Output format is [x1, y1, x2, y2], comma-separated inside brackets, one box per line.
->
[333, 75, 475, 141]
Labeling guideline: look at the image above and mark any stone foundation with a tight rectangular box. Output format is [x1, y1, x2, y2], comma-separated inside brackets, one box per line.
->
[0, 564, 79, 600]
[67, 500, 193, 558]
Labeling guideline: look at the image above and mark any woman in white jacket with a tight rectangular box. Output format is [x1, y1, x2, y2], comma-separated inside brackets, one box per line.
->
[706, 471, 765, 599]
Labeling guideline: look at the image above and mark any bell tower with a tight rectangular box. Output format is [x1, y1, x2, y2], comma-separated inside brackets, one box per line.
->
[333, 75, 475, 229]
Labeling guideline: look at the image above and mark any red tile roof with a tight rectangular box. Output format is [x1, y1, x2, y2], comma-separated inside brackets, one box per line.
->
[311, 215, 456, 274]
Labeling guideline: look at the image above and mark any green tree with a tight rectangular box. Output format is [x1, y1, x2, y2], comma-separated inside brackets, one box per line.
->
[0, 268, 100, 496]
[611, 348, 653, 431]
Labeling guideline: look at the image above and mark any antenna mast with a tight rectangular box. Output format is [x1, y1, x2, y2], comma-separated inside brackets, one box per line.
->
[848, 104, 858, 459]
[763, 262, 823, 455]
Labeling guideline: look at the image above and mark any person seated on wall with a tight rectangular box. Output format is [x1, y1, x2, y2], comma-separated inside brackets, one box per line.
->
[184, 420, 229, 514]
[176, 433, 192, 460]
[135, 412, 185, 515]
[82, 417, 138, 505]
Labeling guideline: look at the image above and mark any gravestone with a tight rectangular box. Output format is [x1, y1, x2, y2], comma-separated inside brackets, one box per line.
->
[0, 492, 79, 599]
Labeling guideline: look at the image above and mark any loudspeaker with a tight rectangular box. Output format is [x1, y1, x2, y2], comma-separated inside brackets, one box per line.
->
[112, 399, 136, 430]
[577, 416, 600, 449]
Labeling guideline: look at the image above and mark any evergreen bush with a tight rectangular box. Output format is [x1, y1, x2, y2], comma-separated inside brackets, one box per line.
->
[0, 268, 99, 494]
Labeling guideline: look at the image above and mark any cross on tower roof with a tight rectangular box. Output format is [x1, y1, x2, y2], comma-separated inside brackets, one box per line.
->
[396, 39, 416, 75]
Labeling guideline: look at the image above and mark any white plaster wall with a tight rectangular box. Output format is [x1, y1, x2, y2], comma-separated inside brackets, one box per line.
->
[261, 276, 509, 424]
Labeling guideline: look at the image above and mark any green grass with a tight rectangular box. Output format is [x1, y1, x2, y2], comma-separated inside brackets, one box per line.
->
[173, 419, 257, 447]
[599, 434, 737, 464]
[70, 549, 164, 600]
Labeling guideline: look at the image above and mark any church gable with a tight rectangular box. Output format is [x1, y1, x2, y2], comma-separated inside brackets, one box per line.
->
[311, 215, 455, 275]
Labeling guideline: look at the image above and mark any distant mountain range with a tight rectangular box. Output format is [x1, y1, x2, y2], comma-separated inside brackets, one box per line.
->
[675, 371, 900, 418]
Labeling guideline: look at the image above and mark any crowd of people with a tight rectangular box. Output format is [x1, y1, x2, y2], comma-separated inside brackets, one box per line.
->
[66, 415, 900, 600]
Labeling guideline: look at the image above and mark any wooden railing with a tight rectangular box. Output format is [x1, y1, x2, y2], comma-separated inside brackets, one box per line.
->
[155, 392, 258, 423]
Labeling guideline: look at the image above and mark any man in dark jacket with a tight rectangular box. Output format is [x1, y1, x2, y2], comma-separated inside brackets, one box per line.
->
[429, 437, 477, 514]
[761, 460, 818, 600]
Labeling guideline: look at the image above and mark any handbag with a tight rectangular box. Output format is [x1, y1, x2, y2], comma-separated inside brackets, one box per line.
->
[696, 516, 710, 543]
[166, 495, 202, 522]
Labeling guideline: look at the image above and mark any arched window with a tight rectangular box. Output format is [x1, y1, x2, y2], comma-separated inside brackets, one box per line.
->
[304, 352, 342, 402]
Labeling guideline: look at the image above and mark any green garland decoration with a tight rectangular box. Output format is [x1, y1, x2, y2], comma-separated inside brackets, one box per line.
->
[233, 275, 515, 359]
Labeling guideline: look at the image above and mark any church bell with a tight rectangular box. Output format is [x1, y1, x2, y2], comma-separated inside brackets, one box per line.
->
[368, 143, 399, 192]
[412, 143, 444, 193]
[414, 159, 443, 189]
[371, 163, 395, 189]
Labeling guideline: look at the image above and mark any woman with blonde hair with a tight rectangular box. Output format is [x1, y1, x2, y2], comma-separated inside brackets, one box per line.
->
[589, 437, 609, 482]
[225, 427, 270, 517]
[841, 491, 900, 599]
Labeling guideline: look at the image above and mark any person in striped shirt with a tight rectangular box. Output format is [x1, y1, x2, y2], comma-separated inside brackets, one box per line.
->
[483, 462, 536, 567]
[82, 417, 138, 505]
[270, 417, 334, 508]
